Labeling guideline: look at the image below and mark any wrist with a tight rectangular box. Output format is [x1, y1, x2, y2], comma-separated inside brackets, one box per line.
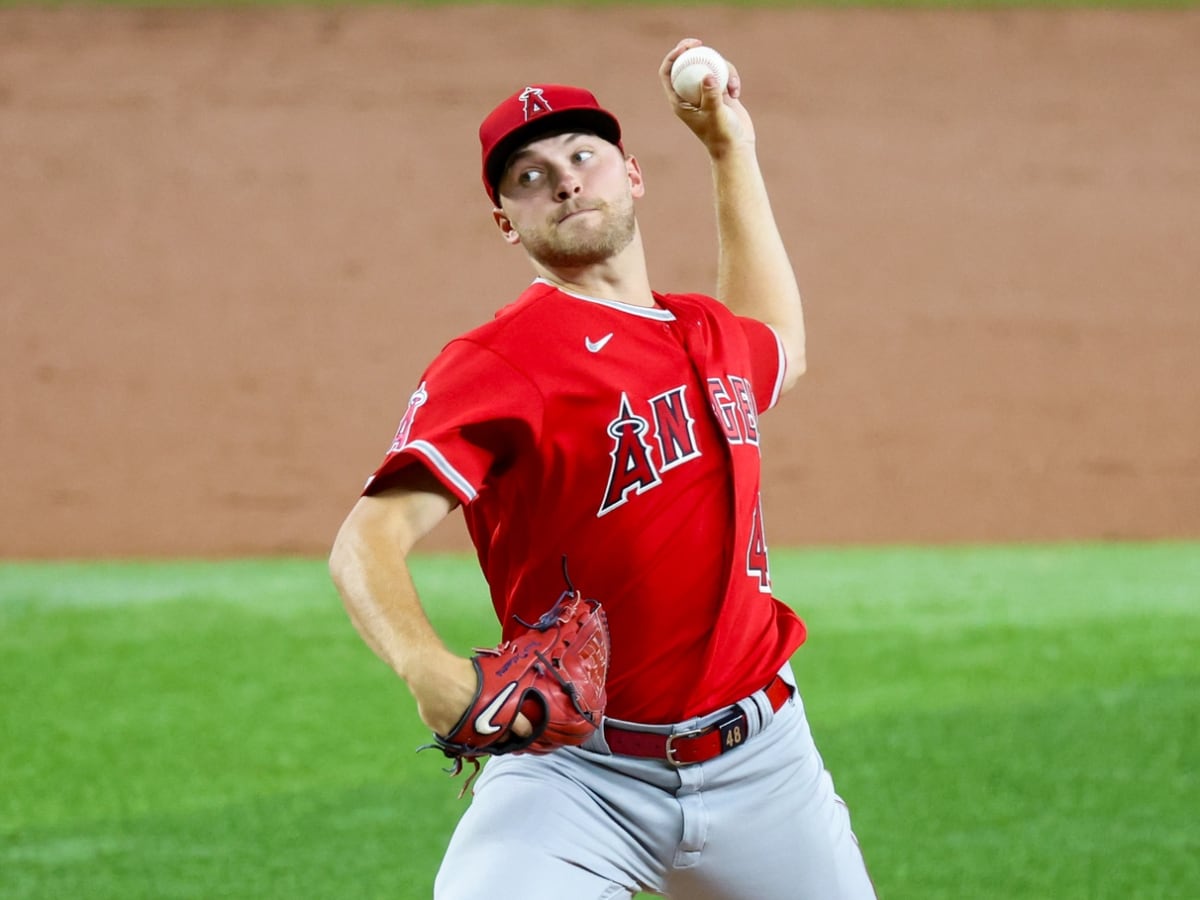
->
[708, 137, 758, 165]
[398, 641, 460, 685]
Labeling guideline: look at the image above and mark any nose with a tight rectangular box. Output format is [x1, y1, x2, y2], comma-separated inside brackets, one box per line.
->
[554, 169, 583, 201]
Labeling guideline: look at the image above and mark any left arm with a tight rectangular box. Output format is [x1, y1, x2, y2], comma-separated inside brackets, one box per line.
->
[659, 39, 806, 392]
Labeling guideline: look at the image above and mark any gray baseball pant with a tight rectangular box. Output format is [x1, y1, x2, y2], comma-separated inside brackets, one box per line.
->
[435, 668, 875, 900]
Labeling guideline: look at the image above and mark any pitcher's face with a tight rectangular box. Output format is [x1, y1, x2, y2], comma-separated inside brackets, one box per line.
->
[494, 132, 644, 268]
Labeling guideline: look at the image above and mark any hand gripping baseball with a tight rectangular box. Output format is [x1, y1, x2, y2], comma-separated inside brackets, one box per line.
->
[659, 38, 755, 150]
[422, 567, 611, 794]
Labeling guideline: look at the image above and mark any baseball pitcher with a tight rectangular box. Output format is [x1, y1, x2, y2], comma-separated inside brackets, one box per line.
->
[329, 38, 876, 900]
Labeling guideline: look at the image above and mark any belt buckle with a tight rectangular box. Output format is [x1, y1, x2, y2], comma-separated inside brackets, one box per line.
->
[664, 726, 708, 767]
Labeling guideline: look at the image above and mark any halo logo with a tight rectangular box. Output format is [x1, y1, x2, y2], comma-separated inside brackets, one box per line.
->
[519, 86, 552, 121]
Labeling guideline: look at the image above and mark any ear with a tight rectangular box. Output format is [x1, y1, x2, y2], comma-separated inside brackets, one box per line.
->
[625, 155, 646, 199]
[493, 208, 522, 246]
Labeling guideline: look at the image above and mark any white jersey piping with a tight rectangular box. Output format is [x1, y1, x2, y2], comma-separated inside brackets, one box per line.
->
[765, 325, 787, 411]
[533, 278, 675, 321]
[535, 278, 787, 408]
[403, 440, 479, 502]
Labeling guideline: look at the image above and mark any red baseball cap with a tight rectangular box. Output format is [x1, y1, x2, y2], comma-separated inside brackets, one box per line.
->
[479, 84, 623, 206]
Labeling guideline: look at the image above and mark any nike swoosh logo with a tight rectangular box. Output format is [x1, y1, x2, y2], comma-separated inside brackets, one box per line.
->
[473, 681, 518, 735]
[585, 333, 614, 353]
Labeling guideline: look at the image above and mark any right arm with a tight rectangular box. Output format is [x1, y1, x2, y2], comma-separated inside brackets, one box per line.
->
[659, 39, 807, 394]
[328, 470, 479, 737]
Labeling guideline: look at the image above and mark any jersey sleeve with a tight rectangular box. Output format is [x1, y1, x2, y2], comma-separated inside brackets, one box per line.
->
[363, 339, 543, 505]
[736, 316, 787, 413]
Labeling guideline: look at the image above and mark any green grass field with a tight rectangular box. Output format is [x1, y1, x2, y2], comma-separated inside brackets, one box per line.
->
[2, 543, 1197, 898]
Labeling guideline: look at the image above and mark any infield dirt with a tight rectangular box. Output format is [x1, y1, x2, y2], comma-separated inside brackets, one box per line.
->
[3, 7, 1198, 557]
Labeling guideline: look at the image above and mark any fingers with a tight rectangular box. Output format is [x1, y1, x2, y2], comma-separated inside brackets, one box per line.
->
[512, 711, 533, 738]
[659, 38, 700, 109]
[659, 37, 741, 106]
[727, 60, 742, 100]
[697, 71, 724, 110]
[660, 37, 753, 149]
[659, 37, 703, 83]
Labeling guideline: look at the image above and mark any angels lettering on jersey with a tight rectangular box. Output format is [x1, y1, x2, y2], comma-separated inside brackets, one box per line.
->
[599, 374, 761, 517]
[385, 372, 772, 591]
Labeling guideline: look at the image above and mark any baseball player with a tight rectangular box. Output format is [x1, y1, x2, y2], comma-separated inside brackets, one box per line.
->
[329, 38, 876, 900]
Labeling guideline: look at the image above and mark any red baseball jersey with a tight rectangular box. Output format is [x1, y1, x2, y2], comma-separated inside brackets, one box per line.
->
[366, 279, 807, 723]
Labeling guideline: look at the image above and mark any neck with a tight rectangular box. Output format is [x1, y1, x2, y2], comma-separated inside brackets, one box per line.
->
[529, 230, 655, 308]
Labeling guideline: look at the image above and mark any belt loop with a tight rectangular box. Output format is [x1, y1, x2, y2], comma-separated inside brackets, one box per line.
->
[581, 722, 613, 755]
[739, 685, 773, 739]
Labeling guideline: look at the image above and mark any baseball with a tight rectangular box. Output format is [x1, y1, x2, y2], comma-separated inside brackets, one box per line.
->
[670, 46, 730, 106]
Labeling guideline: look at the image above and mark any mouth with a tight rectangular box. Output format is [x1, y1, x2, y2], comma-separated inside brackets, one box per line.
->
[557, 207, 599, 225]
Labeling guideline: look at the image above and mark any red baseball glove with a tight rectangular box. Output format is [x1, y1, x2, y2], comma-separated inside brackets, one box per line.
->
[426, 581, 610, 791]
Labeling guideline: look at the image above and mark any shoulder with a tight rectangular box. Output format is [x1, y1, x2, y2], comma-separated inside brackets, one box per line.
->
[656, 290, 729, 317]
[655, 291, 747, 331]
[429, 282, 582, 388]
[452, 281, 568, 350]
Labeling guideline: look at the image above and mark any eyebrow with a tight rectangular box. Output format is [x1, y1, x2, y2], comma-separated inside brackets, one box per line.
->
[506, 133, 596, 169]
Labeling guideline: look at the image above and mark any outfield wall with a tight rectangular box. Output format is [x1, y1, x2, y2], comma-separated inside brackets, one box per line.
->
[3, 7, 1198, 557]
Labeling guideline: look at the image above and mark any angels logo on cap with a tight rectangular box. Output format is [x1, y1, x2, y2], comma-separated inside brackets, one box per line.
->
[519, 87, 552, 120]
[478, 84, 623, 205]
